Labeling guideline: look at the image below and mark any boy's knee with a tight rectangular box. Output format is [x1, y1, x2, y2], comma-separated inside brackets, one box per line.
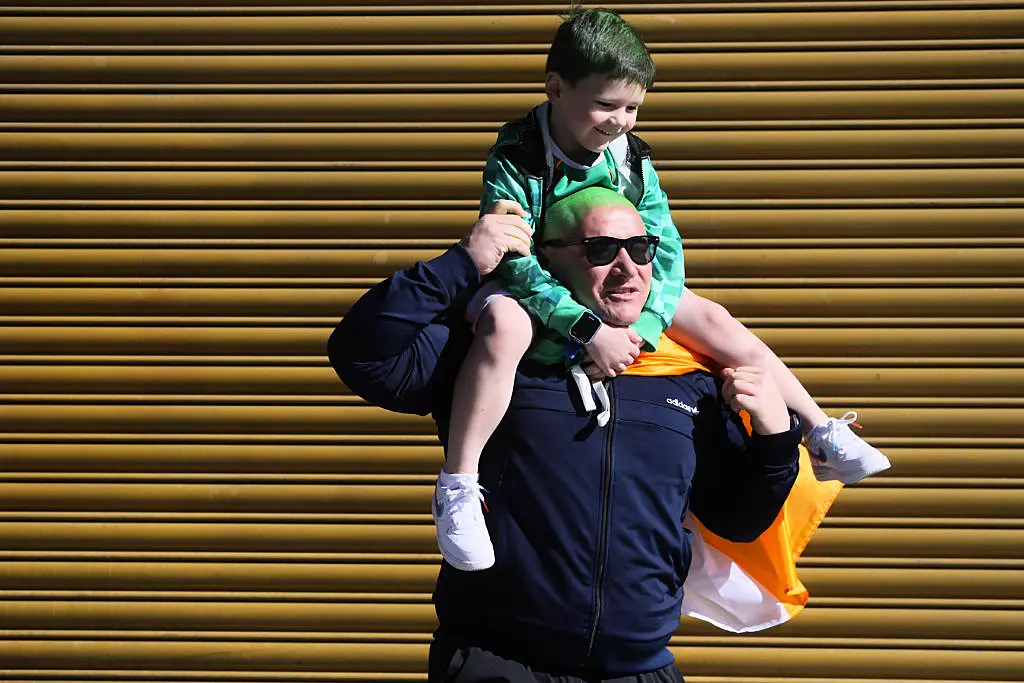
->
[476, 297, 534, 354]
[684, 293, 768, 364]
[686, 293, 735, 331]
[704, 298, 768, 363]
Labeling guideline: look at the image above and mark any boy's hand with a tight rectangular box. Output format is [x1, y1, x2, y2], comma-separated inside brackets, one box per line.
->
[582, 326, 642, 379]
[721, 366, 791, 435]
[461, 200, 532, 276]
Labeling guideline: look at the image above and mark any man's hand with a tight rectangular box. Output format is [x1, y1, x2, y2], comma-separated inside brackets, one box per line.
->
[582, 326, 642, 379]
[460, 200, 532, 276]
[721, 366, 791, 435]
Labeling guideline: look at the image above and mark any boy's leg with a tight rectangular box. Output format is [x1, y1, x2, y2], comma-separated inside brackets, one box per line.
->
[667, 289, 827, 428]
[446, 295, 534, 473]
[667, 288, 889, 484]
[435, 295, 534, 571]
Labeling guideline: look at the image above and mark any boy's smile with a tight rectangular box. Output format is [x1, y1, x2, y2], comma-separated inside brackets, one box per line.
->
[545, 72, 646, 164]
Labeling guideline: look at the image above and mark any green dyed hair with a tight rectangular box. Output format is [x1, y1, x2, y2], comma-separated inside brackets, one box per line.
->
[542, 186, 637, 243]
[546, 7, 655, 89]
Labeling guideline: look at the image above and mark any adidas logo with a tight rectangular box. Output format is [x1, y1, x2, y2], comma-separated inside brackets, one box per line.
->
[666, 398, 699, 415]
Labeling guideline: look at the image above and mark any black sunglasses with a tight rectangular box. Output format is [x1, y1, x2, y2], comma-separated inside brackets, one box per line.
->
[542, 235, 660, 267]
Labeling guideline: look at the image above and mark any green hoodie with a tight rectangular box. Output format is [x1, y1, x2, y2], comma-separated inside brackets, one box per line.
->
[481, 104, 685, 364]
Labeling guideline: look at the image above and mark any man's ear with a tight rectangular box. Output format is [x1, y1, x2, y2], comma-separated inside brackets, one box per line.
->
[544, 72, 563, 101]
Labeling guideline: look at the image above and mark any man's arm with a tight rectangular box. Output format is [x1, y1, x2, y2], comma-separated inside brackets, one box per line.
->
[327, 207, 531, 415]
[689, 367, 801, 542]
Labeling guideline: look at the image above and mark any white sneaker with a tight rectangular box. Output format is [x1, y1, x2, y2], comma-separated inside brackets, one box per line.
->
[432, 471, 495, 571]
[806, 411, 891, 484]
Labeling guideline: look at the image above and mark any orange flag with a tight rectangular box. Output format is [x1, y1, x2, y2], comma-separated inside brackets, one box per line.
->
[622, 335, 842, 631]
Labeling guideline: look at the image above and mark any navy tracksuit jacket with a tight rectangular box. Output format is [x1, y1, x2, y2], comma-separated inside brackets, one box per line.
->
[328, 245, 800, 677]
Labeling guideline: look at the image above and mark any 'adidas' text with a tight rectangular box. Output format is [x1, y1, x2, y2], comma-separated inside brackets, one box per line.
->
[666, 398, 699, 415]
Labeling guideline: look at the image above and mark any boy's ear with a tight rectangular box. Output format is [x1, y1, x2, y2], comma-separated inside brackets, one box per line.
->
[544, 72, 563, 101]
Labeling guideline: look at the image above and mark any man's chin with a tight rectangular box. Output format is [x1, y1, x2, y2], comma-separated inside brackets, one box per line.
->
[597, 304, 643, 328]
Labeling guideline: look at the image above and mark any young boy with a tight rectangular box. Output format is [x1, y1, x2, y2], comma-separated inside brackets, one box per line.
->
[433, 8, 890, 571]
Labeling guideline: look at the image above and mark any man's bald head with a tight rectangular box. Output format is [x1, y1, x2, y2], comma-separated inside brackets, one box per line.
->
[543, 186, 638, 243]
[538, 186, 652, 328]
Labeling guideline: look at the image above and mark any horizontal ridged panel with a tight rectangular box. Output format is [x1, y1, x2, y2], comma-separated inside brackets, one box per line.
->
[4, 90, 1023, 123]
[4, 11, 1023, 45]
[672, 647, 1024, 680]
[1, 406, 1021, 437]
[0, 641, 428, 673]
[1, 366, 1022, 398]
[3, 2, 1021, 680]
[0, 561, 438, 592]
[4, 444, 1023, 478]
[0, 679, 1008, 683]
[3, 208, 1024, 240]
[10, 129, 1024, 162]
[1, 642, 1023, 679]
[1, 247, 1021, 279]
[3, 562, 1022, 598]
[0, 326, 1021, 359]
[3, 51, 1023, 83]
[6, 0, 1015, 4]
[2, 602, 1023, 641]
[0, 444, 439, 474]
[1, 523, 1022, 557]
[0, 405, 436, 435]
[0, 483, 434, 513]
[1, 483, 1021, 519]
[3, 169, 1022, 200]
[3, 287, 1021, 317]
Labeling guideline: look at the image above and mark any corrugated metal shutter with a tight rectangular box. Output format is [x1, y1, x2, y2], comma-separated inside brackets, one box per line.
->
[1, 1, 1022, 681]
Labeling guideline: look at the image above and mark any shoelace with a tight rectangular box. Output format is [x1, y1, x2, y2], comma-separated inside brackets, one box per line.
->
[827, 410, 863, 456]
[442, 481, 488, 529]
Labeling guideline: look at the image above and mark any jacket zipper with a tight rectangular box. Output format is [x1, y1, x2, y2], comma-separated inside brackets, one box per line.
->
[638, 150, 648, 197]
[583, 380, 615, 663]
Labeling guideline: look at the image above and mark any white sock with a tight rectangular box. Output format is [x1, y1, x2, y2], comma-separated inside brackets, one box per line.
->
[439, 470, 479, 487]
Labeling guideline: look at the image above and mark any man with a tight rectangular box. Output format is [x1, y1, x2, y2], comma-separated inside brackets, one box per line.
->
[329, 187, 801, 683]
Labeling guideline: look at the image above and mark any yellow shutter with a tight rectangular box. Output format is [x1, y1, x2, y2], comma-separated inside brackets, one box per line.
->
[1, 2, 1021, 681]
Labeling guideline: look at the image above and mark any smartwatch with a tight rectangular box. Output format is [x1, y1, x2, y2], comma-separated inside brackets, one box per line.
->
[569, 311, 603, 345]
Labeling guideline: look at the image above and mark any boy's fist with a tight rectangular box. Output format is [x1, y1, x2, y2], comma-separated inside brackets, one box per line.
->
[721, 366, 791, 435]
[582, 326, 642, 379]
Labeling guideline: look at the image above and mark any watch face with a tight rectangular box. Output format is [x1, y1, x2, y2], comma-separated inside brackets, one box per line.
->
[572, 312, 602, 343]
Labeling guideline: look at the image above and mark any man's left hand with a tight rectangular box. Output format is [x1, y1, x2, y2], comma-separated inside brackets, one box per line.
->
[460, 200, 532, 276]
[721, 366, 791, 435]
